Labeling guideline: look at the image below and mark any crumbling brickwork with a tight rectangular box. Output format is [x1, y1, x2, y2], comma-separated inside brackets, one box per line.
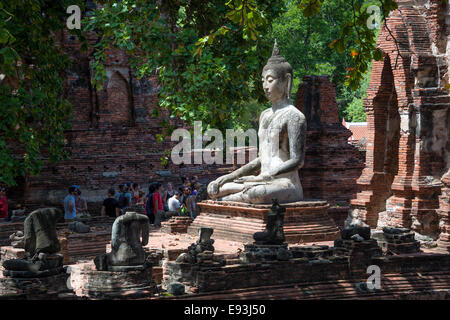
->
[295, 76, 365, 226]
[349, 0, 450, 251]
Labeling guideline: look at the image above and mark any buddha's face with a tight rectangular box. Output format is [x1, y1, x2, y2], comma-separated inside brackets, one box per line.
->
[262, 69, 290, 103]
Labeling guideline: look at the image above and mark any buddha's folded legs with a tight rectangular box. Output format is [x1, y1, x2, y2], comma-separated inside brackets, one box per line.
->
[209, 182, 246, 199]
[220, 179, 303, 204]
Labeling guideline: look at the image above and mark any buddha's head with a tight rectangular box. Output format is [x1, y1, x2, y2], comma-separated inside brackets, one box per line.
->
[262, 40, 293, 103]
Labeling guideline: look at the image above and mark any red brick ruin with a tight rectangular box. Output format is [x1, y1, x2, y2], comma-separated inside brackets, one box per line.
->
[1, 0, 450, 301]
[349, 0, 449, 251]
[7, 1, 449, 252]
[295, 76, 365, 227]
[10, 23, 365, 229]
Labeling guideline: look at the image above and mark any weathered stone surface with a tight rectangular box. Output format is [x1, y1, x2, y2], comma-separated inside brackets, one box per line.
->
[379, 227, 421, 255]
[341, 225, 371, 241]
[239, 244, 292, 263]
[176, 227, 215, 264]
[94, 212, 149, 271]
[68, 221, 91, 233]
[0, 270, 70, 299]
[9, 231, 24, 248]
[168, 282, 185, 296]
[208, 42, 306, 204]
[2, 208, 64, 278]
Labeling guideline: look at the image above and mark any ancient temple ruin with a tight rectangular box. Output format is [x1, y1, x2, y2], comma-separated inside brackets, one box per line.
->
[348, 0, 449, 253]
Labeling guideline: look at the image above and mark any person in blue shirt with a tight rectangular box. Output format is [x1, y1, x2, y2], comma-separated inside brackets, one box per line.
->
[115, 184, 133, 214]
[63, 186, 77, 221]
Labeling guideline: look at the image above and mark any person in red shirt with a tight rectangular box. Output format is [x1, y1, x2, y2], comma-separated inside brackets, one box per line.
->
[0, 186, 8, 219]
[152, 183, 164, 227]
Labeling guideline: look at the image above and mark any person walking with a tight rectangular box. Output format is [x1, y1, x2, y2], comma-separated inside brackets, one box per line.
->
[101, 188, 120, 218]
[145, 183, 156, 224]
[163, 182, 174, 210]
[75, 189, 88, 216]
[152, 183, 164, 227]
[0, 186, 8, 220]
[63, 186, 77, 221]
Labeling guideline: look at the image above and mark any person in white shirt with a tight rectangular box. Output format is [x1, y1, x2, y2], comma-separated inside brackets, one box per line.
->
[168, 192, 181, 215]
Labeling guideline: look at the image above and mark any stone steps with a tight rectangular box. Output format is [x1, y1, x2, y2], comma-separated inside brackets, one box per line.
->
[169, 271, 450, 300]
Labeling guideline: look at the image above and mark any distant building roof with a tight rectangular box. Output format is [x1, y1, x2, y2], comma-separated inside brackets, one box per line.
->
[342, 118, 368, 142]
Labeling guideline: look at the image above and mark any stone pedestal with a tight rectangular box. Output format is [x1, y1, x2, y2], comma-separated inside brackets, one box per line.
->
[69, 262, 157, 299]
[189, 200, 339, 244]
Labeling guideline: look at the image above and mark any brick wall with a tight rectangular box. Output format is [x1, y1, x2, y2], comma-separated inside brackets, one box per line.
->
[295, 76, 365, 214]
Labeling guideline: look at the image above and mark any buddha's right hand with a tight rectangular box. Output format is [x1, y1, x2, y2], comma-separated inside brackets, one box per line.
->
[208, 175, 232, 195]
[207, 180, 220, 195]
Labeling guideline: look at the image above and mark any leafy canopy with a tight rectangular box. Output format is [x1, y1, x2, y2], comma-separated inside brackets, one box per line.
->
[0, 0, 84, 186]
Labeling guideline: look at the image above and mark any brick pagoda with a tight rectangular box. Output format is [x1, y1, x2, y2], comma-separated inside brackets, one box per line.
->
[349, 0, 450, 252]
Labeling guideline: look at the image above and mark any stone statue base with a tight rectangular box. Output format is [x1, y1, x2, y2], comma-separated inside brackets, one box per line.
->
[0, 270, 70, 298]
[3, 266, 64, 278]
[188, 200, 339, 244]
[2, 254, 64, 278]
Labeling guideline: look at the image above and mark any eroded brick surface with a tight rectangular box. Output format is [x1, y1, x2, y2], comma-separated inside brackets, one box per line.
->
[349, 1, 450, 251]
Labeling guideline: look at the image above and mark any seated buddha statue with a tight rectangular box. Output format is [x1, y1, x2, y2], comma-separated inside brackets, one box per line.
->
[207, 41, 307, 204]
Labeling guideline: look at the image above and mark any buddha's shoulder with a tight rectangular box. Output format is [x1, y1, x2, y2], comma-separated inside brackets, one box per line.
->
[281, 105, 306, 121]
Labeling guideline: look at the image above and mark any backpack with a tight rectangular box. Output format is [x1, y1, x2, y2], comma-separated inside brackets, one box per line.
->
[145, 193, 154, 215]
[117, 193, 129, 209]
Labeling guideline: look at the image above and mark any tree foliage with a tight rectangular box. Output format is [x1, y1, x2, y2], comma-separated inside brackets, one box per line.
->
[271, 0, 369, 116]
[0, 0, 403, 186]
[85, 0, 285, 134]
[0, 0, 83, 186]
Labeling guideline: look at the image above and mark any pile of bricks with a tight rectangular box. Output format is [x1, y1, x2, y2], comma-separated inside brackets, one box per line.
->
[381, 228, 421, 255]
[68, 262, 156, 299]
[161, 216, 192, 234]
[0, 270, 70, 299]
[333, 238, 383, 263]
[290, 245, 334, 260]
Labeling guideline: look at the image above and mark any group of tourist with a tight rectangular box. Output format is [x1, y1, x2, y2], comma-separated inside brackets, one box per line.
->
[145, 175, 201, 225]
[100, 182, 142, 218]
[96, 176, 202, 226]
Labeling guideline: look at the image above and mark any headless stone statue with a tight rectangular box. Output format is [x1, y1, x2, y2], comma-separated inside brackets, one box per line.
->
[176, 227, 215, 264]
[3, 208, 64, 277]
[207, 41, 306, 204]
[240, 199, 292, 262]
[254, 199, 286, 245]
[95, 212, 150, 271]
